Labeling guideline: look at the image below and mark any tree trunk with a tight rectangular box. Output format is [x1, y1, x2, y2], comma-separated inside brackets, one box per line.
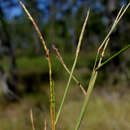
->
[0, 6, 17, 92]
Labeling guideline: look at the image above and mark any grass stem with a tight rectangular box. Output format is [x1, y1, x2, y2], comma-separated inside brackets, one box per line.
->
[95, 44, 130, 71]
[55, 9, 90, 125]
[19, 1, 55, 130]
[75, 3, 129, 129]
[30, 109, 36, 130]
[52, 45, 86, 95]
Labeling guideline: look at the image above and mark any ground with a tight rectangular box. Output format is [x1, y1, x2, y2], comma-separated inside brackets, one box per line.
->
[0, 81, 130, 130]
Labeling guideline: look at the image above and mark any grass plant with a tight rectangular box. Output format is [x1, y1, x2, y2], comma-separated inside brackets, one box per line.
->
[19, 1, 130, 130]
[75, 3, 130, 130]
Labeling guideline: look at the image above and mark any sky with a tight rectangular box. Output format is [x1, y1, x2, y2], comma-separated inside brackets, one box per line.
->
[0, 0, 127, 20]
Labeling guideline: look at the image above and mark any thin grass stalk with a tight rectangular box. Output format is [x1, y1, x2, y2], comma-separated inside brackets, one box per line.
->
[93, 5, 127, 71]
[74, 38, 109, 130]
[96, 4, 126, 57]
[30, 109, 36, 130]
[55, 10, 90, 125]
[95, 44, 130, 71]
[114, 5, 124, 23]
[98, 3, 129, 53]
[52, 81, 56, 120]
[52, 45, 86, 95]
[75, 3, 129, 129]
[19, 1, 55, 130]
[44, 120, 47, 130]
[116, 2, 130, 24]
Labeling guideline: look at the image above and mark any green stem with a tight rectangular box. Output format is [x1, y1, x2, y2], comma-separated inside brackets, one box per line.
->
[95, 44, 130, 71]
[75, 3, 130, 129]
[74, 38, 110, 130]
[55, 10, 90, 125]
[75, 71, 98, 129]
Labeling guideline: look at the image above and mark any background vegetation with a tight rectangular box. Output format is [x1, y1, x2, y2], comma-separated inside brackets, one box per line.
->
[0, 0, 130, 130]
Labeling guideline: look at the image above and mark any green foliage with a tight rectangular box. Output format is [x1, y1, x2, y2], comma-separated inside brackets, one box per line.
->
[0, 1, 130, 130]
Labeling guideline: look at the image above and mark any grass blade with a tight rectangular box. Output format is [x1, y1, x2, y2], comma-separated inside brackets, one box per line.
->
[55, 9, 90, 125]
[30, 109, 36, 130]
[75, 3, 129, 129]
[52, 45, 86, 95]
[95, 44, 130, 71]
[75, 38, 109, 130]
[44, 120, 47, 130]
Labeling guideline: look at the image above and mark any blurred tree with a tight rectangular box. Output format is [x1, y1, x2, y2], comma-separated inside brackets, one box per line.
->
[0, 4, 18, 96]
[0, 0, 129, 89]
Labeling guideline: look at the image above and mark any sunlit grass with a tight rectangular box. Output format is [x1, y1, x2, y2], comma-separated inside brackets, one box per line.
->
[1, 2, 128, 130]
[0, 83, 130, 130]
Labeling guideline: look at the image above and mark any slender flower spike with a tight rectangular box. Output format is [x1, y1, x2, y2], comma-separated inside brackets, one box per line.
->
[19, 1, 55, 130]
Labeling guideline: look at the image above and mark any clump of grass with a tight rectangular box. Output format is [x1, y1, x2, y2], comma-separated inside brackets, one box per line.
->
[75, 3, 130, 130]
[19, 1, 130, 130]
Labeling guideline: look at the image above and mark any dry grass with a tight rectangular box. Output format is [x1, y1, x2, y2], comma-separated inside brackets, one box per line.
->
[0, 83, 130, 130]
